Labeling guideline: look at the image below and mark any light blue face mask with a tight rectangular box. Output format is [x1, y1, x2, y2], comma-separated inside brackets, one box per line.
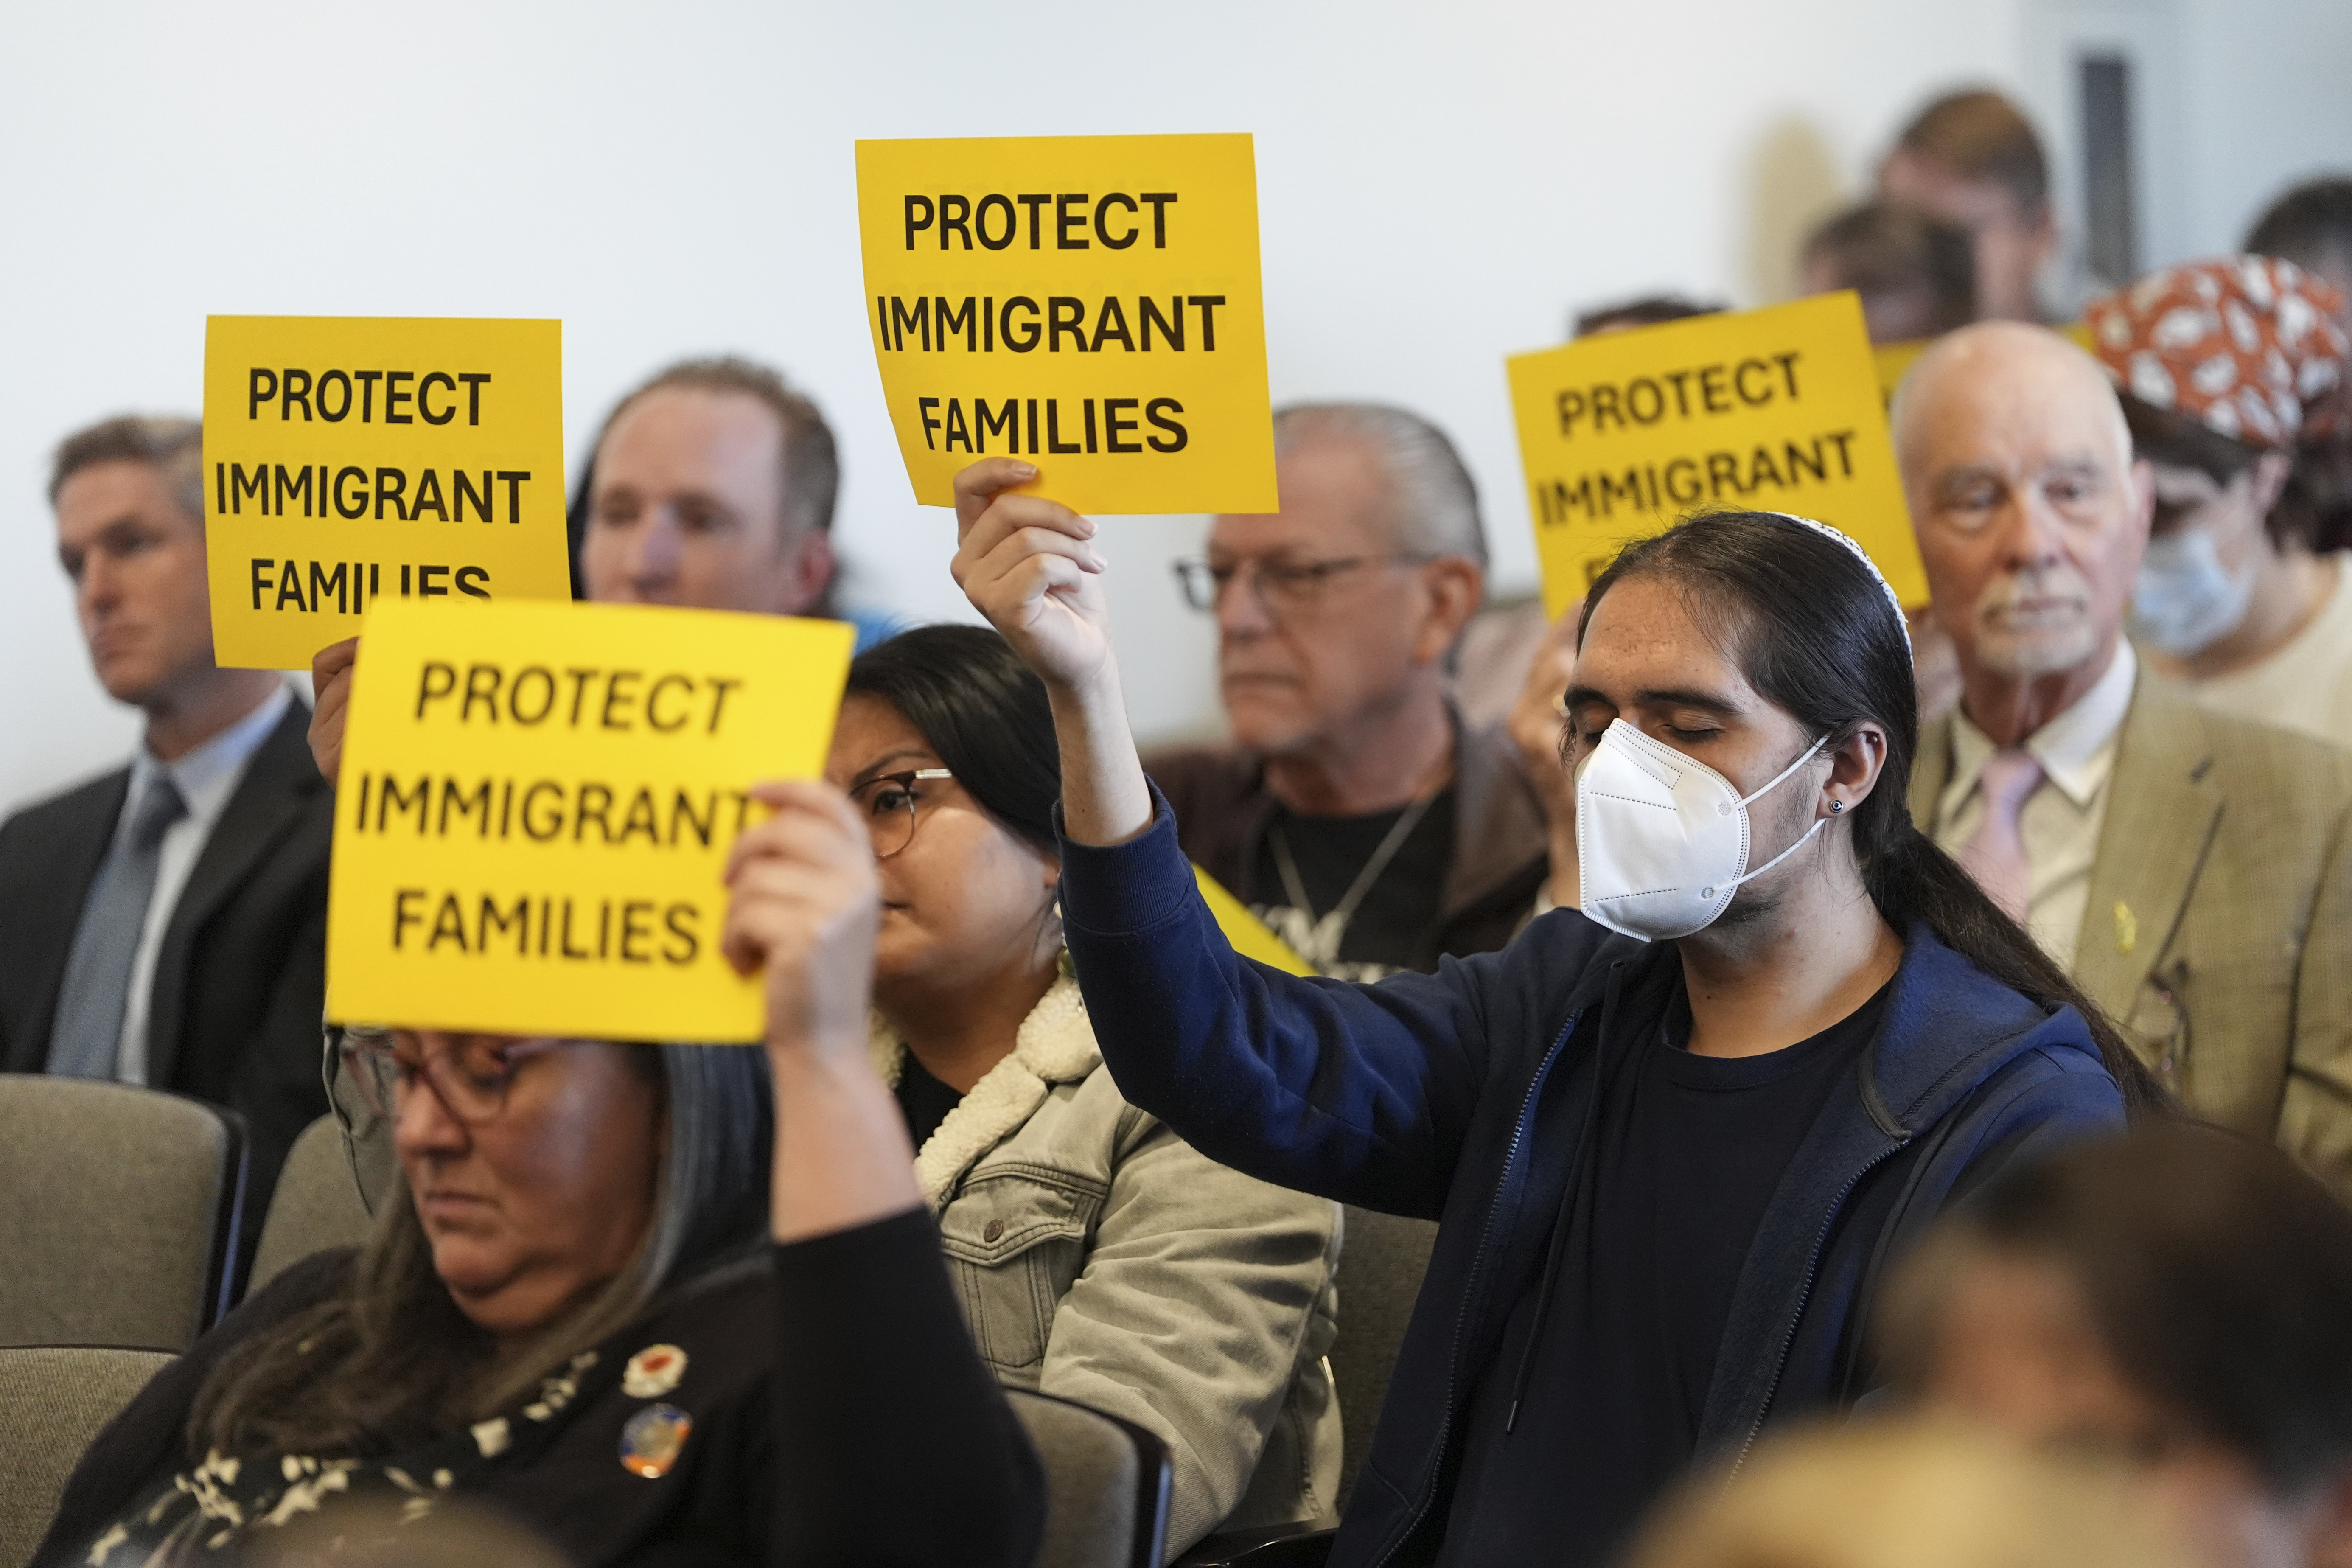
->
[2131, 527, 2254, 656]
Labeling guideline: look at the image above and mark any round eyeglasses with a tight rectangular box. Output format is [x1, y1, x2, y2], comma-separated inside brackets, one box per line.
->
[328, 1026, 576, 1134]
[847, 768, 953, 859]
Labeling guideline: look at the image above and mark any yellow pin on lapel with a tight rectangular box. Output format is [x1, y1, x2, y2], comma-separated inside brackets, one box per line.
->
[2115, 902, 2138, 955]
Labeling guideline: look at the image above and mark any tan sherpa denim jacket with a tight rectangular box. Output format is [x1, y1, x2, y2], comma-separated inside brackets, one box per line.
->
[873, 969, 1343, 1557]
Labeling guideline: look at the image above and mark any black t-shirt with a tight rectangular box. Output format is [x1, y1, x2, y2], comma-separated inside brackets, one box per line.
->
[894, 1051, 966, 1149]
[1433, 977, 1892, 1568]
[1248, 790, 1456, 980]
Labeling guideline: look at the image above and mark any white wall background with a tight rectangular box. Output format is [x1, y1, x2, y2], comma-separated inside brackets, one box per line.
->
[4, 0, 2347, 815]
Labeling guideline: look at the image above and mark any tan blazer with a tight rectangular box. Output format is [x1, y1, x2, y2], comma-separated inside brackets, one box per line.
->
[1913, 672, 2352, 1195]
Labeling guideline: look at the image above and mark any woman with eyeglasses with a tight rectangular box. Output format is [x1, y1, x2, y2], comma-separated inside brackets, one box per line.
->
[31, 776, 1044, 1568]
[826, 624, 1343, 1555]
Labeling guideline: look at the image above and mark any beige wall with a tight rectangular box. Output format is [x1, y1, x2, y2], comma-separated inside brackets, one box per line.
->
[3, 0, 2346, 811]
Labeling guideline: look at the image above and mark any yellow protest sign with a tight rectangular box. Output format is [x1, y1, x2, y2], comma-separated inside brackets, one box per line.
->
[1507, 291, 1927, 617]
[855, 133, 1277, 515]
[203, 316, 572, 670]
[1193, 865, 1315, 977]
[326, 597, 855, 1043]
[1873, 338, 1932, 401]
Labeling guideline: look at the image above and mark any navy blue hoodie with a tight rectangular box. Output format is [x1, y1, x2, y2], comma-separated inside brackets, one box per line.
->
[1058, 796, 2126, 1568]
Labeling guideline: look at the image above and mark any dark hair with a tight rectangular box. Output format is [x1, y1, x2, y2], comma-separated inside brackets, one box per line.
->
[2119, 393, 2264, 488]
[845, 625, 1062, 856]
[50, 414, 204, 517]
[1579, 511, 2164, 1113]
[2279, 441, 2352, 554]
[1803, 201, 1978, 337]
[596, 356, 841, 537]
[1894, 90, 2050, 216]
[2245, 177, 2352, 278]
[1573, 295, 1726, 338]
[2117, 393, 2320, 550]
[188, 1045, 771, 1458]
[1931, 1124, 2352, 1494]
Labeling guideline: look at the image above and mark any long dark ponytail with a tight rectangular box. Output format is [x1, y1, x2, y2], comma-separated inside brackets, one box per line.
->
[1582, 510, 2168, 1114]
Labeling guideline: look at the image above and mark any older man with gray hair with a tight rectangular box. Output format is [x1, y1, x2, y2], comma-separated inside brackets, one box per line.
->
[1897, 320, 2352, 1196]
[1147, 402, 1550, 976]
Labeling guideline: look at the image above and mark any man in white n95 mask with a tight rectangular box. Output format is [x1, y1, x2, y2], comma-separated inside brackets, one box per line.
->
[952, 465, 2157, 1568]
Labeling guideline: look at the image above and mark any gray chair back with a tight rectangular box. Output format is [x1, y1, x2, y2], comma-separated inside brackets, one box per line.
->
[0, 1077, 244, 1349]
[1331, 1206, 1439, 1511]
[0, 1344, 176, 1568]
[1006, 1387, 1172, 1568]
[249, 1114, 378, 1293]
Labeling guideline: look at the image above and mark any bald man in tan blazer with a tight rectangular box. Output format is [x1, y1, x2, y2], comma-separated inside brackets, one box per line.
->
[1897, 323, 2352, 1196]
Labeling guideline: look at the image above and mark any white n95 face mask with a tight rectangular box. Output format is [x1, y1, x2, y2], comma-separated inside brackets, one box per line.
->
[2130, 526, 2255, 656]
[1575, 719, 1828, 942]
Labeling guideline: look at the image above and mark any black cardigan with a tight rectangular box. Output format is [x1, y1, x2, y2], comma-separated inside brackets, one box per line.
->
[36, 1209, 1044, 1568]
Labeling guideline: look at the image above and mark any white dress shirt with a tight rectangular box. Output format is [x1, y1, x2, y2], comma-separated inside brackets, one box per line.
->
[112, 684, 292, 1083]
[1931, 643, 2137, 970]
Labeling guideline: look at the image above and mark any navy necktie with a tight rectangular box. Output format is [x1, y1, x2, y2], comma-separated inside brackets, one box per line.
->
[48, 773, 189, 1080]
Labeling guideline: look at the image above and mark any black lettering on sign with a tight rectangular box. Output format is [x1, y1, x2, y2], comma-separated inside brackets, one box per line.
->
[938, 194, 971, 250]
[274, 465, 313, 517]
[936, 296, 978, 351]
[1531, 426, 1864, 527]
[387, 886, 706, 966]
[976, 194, 1015, 250]
[454, 470, 493, 522]
[976, 398, 1019, 455]
[1550, 351, 1810, 440]
[902, 191, 1180, 250]
[875, 295, 1218, 355]
[412, 664, 747, 735]
[1094, 193, 1138, 248]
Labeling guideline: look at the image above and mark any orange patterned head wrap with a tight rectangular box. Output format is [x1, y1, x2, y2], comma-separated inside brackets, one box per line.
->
[2086, 256, 2349, 448]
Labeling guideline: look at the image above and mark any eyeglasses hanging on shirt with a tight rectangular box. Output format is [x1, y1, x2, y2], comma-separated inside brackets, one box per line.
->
[1267, 788, 1443, 972]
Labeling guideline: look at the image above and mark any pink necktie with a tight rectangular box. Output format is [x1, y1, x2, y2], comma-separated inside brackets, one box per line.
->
[1960, 747, 2045, 923]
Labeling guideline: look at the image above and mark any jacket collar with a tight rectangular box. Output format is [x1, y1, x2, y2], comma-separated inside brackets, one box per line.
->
[1912, 674, 2223, 1021]
[2071, 674, 2223, 1017]
[1696, 918, 2104, 1447]
[869, 969, 1100, 1210]
[144, 699, 324, 1086]
[1440, 713, 1550, 920]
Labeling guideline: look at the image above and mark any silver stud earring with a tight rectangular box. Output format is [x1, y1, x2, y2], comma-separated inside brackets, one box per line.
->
[1828, 800, 1845, 814]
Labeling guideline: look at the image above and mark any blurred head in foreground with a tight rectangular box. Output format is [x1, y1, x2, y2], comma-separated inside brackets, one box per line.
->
[1625, 1418, 2195, 1568]
[1881, 1125, 2352, 1568]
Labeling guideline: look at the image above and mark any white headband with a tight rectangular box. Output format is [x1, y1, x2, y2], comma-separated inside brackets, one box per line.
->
[1764, 513, 1912, 667]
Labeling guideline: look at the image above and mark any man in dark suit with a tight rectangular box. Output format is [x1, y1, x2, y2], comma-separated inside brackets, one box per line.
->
[0, 415, 332, 1205]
